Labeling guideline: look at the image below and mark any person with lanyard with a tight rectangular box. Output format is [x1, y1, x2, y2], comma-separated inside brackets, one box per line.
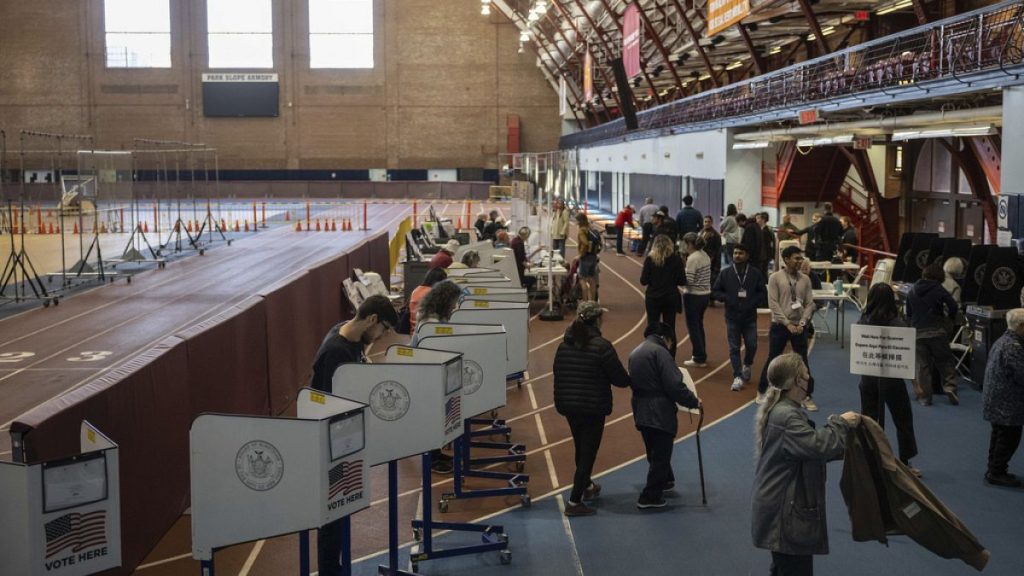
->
[712, 245, 767, 391]
[309, 295, 398, 576]
[758, 246, 817, 411]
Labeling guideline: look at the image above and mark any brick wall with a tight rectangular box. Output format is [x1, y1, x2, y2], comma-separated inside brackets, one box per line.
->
[0, 0, 560, 169]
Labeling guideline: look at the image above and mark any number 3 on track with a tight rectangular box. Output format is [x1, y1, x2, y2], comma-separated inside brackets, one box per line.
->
[0, 352, 35, 363]
[67, 351, 113, 362]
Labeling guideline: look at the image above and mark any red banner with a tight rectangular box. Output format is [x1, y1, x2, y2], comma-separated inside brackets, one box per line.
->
[623, 4, 641, 78]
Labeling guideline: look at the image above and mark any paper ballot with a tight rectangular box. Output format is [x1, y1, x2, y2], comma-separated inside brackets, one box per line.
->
[678, 367, 701, 415]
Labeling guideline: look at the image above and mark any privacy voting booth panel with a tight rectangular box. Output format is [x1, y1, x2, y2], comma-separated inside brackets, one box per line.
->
[461, 285, 529, 303]
[964, 245, 995, 303]
[451, 301, 529, 376]
[415, 324, 509, 418]
[332, 349, 463, 465]
[976, 247, 1024, 309]
[486, 250, 522, 287]
[190, 393, 370, 561]
[925, 237, 949, 267]
[895, 233, 938, 282]
[0, 422, 122, 576]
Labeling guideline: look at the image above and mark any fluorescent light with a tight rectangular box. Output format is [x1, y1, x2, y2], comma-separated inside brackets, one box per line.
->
[698, 73, 711, 81]
[822, 26, 836, 36]
[807, 33, 817, 41]
[877, 0, 913, 15]
[519, 31, 530, 41]
[726, 60, 744, 70]
[527, 9, 539, 21]
[796, 134, 856, 147]
[733, 141, 771, 149]
[892, 125, 998, 140]
[770, 46, 782, 55]
[481, 3, 490, 14]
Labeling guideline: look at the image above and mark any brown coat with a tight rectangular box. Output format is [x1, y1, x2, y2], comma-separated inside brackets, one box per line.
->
[839, 418, 990, 571]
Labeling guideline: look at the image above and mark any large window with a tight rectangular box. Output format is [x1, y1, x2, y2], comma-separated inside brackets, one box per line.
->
[104, 0, 172, 68]
[309, 0, 374, 69]
[207, 0, 274, 68]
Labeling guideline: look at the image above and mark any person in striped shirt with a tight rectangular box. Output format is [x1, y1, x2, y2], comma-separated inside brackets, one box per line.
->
[682, 232, 711, 368]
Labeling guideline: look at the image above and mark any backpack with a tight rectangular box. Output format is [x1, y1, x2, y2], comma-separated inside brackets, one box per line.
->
[587, 229, 602, 254]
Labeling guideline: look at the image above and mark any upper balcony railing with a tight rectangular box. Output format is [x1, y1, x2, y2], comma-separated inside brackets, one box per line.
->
[560, 0, 1024, 149]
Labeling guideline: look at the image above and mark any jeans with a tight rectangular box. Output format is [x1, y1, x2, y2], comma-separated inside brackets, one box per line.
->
[914, 335, 959, 401]
[683, 293, 710, 363]
[988, 424, 1022, 476]
[724, 243, 736, 265]
[553, 238, 566, 258]
[639, 222, 654, 255]
[770, 552, 813, 576]
[639, 426, 675, 500]
[859, 376, 918, 462]
[566, 414, 606, 503]
[645, 294, 679, 357]
[759, 323, 812, 394]
[726, 315, 758, 379]
[615, 225, 625, 253]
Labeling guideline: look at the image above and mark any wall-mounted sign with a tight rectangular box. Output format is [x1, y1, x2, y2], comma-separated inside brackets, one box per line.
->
[799, 109, 820, 125]
[707, 0, 750, 37]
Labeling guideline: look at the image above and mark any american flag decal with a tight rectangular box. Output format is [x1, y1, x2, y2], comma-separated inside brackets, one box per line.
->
[328, 459, 363, 501]
[45, 510, 106, 558]
[444, 394, 461, 429]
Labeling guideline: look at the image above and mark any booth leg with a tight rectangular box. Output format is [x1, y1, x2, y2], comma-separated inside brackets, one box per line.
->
[340, 516, 352, 576]
[299, 530, 310, 576]
[389, 461, 400, 571]
[201, 559, 214, 576]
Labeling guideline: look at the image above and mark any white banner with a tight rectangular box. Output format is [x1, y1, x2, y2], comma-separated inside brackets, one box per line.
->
[201, 73, 278, 82]
[849, 324, 917, 379]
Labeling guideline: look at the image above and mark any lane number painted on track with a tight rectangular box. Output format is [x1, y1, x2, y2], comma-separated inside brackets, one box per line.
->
[66, 351, 113, 362]
[0, 352, 36, 363]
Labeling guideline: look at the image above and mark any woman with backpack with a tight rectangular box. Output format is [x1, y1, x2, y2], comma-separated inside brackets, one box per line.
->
[640, 234, 686, 358]
[576, 212, 600, 302]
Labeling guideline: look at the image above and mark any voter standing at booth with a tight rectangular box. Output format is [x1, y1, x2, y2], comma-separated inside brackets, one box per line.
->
[309, 295, 398, 576]
[553, 302, 631, 517]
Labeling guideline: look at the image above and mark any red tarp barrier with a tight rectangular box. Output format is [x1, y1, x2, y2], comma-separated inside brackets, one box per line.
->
[259, 273, 321, 415]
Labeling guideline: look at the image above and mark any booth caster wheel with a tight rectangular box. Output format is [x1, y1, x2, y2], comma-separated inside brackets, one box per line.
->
[43, 299, 50, 308]
[413, 528, 422, 541]
[439, 499, 449, 513]
[127, 276, 132, 284]
[53, 297, 59, 306]
[521, 495, 531, 508]
[500, 550, 512, 565]
[227, 239, 233, 246]
[199, 249, 206, 256]
[411, 562, 419, 573]
[505, 432, 512, 443]
[158, 261, 166, 269]
[514, 460, 525, 473]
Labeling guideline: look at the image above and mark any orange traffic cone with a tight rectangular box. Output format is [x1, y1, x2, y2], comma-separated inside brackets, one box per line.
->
[100, 223, 108, 234]
[234, 220, 240, 232]
[56, 225, 61, 234]
[295, 221, 302, 232]
[143, 221, 148, 233]
[331, 219, 337, 232]
[48, 222, 54, 234]
[221, 219, 227, 231]
[285, 211, 290, 221]
[244, 220, 250, 232]
[74, 222, 80, 234]
[456, 217, 462, 229]
[315, 219, 321, 232]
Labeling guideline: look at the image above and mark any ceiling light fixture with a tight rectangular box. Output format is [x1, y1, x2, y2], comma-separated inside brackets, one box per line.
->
[769, 46, 782, 55]
[726, 60, 744, 70]
[481, 3, 490, 15]
[732, 141, 771, 149]
[795, 134, 855, 147]
[891, 125, 998, 140]
[877, 0, 913, 15]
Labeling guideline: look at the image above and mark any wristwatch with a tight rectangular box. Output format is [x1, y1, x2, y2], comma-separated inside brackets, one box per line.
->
[798, 320, 806, 327]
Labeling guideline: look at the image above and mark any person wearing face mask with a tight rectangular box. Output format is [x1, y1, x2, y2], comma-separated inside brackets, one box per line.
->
[628, 321, 702, 509]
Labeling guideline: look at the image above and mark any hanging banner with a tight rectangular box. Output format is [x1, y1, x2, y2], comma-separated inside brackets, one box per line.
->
[623, 4, 642, 79]
[707, 0, 750, 37]
[559, 76, 568, 116]
[583, 48, 593, 102]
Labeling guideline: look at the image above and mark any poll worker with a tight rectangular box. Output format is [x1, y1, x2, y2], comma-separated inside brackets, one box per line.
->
[511, 226, 537, 291]
[857, 283, 921, 477]
[551, 199, 570, 258]
[982, 308, 1024, 487]
[752, 353, 859, 576]
[428, 239, 460, 270]
[739, 213, 764, 275]
[906, 262, 960, 406]
[553, 302, 631, 516]
[712, 245, 767, 392]
[840, 216, 859, 262]
[628, 321, 701, 509]
[758, 246, 817, 411]
[637, 197, 659, 255]
[309, 295, 398, 576]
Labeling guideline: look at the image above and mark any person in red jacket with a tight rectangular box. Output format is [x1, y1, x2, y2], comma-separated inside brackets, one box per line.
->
[428, 239, 460, 270]
[615, 205, 636, 256]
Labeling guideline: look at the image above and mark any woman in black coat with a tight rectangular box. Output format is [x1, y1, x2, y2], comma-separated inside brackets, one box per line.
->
[858, 283, 920, 476]
[553, 302, 631, 516]
[640, 234, 686, 357]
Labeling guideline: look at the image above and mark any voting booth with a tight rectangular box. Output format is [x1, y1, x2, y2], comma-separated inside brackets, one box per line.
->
[451, 300, 530, 379]
[190, 392, 369, 571]
[414, 323, 509, 418]
[451, 275, 517, 288]
[461, 285, 529, 303]
[0, 421, 121, 576]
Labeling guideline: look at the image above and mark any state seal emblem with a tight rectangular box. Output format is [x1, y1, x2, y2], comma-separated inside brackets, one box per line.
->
[235, 440, 284, 491]
[462, 359, 484, 395]
[992, 266, 1017, 291]
[915, 250, 930, 271]
[369, 381, 411, 421]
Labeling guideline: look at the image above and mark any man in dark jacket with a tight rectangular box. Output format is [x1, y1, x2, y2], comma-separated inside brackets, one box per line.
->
[758, 213, 776, 271]
[739, 213, 764, 275]
[628, 322, 701, 509]
[676, 195, 703, 239]
[712, 245, 767, 391]
[815, 203, 844, 262]
[653, 208, 678, 240]
[906, 262, 960, 406]
[553, 302, 631, 516]
[982, 308, 1024, 487]
[840, 216, 859, 262]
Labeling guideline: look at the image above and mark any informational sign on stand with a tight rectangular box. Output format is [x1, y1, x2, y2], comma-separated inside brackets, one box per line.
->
[0, 421, 122, 576]
[190, 393, 369, 561]
[849, 324, 917, 379]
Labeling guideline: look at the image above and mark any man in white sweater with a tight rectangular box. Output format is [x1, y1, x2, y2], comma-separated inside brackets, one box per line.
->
[757, 245, 818, 410]
[682, 232, 712, 368]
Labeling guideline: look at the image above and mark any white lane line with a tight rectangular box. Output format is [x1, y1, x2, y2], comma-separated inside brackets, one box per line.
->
[545, 450, 560, 488]
[526, 382, 539, 410]
[534, 413, 548, 445]
[136, 552, 192, 570]
[238, 540, 265, 576]
[556, 495, 586, 576]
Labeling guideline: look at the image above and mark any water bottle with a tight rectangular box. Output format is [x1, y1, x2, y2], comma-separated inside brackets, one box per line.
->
[834, 278, 844, 296]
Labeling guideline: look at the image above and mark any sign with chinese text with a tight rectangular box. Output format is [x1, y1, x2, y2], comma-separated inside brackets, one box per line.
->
[707, 0, 750, 37]
[850, 324, 916, 379]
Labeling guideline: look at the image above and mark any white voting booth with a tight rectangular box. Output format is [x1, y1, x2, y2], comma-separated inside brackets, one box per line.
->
[451, 300, 529, 378]
[461, 286, 529, 303]
[415, 322, 509, 418]
[0, 421, 122, 576]
[190, 392, 370, 562]
[332, 346, 463, 466]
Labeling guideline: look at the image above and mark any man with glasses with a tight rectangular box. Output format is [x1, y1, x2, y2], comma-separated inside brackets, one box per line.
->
[757, 246, 817, 411]
[309, 294, 397, 575]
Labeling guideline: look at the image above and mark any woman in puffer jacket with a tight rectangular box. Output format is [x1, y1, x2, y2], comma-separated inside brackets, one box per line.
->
[553, 301, 631, 517]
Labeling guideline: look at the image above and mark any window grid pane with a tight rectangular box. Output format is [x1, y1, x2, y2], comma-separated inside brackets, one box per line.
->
[106, 33, 172, 68]
[105, 0, 170, 33]
[207, 0, 272, 33]
[208, 33, 274, 68]
[309, 0, 372, 34]
[104, 0, 171, 68]
[309, 0, 374, 69]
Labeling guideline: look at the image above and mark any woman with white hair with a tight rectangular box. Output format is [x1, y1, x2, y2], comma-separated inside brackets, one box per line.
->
[982, 308, 1024, 487]
[752, 353, 859, 576]
[942, 257, 965, 306]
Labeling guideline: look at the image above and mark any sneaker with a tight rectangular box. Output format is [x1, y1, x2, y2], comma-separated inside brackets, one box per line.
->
[430, 459, 454, 475]
[564, 501, 597, 516]
[802, 397, 819, 412]
[683, 359, 708, 368]
[755, 391, 768, 405]
[663, 481, 675, 491]
[984, 472, 1022, 488]
[583, 482, 601, 500]
[741, 365, 752, 382]
[945, 389, 960, 406]
[615, 252, 626, 257]
[918, 398, 933, 407]
[636, 494, 667, 509]
[731, 377, 744, 391]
